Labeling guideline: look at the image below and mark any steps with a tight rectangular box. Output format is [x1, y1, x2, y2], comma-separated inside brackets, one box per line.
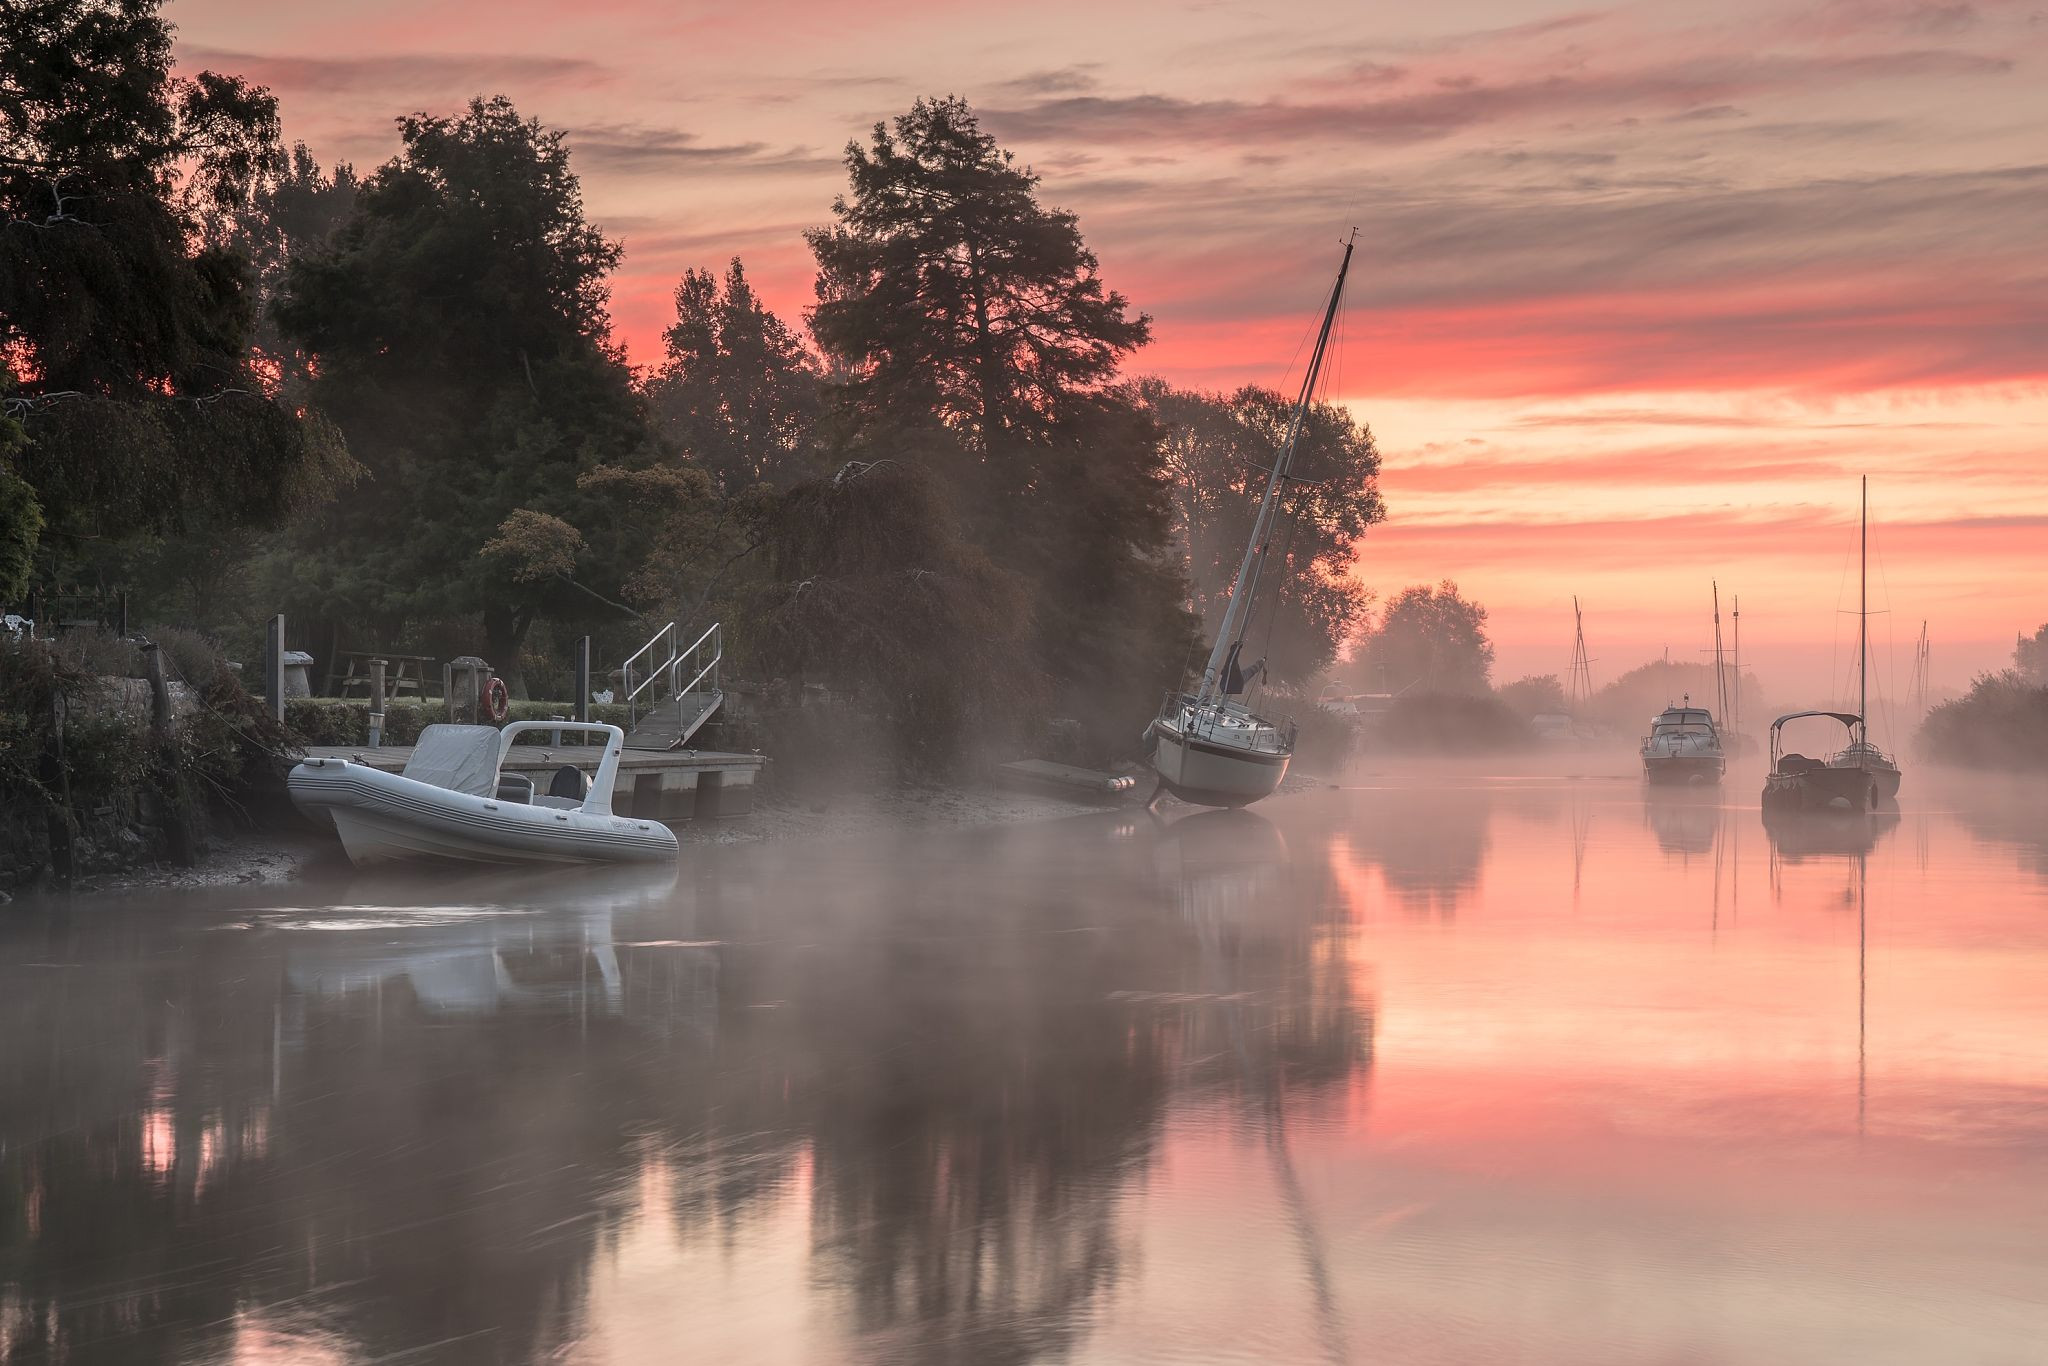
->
[621, 621, 722, 752]
[624, 687, 722, 751]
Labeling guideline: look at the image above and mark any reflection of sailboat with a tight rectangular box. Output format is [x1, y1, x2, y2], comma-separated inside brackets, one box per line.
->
[1145, 239, 1356, 808]
[1643, 786, 1723, 857]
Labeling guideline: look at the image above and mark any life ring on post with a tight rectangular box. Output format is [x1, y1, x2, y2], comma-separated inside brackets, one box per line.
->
[482, 675, 511, 723]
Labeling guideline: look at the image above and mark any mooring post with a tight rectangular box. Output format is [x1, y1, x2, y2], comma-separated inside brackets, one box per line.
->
[367, 657, 387, 748]
[265, 614, 285, 723]
[142, 640, 199, 866]
[575, 635, 591, 725]
[443, 662, 455, 723]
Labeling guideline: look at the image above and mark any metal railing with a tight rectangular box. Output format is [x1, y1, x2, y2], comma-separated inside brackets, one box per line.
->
[621, 620, 721, 731]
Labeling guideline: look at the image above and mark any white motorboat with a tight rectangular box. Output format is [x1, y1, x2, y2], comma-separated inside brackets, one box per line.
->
[1146, 236, 1356, 809]
[1640, 697, 1726, 784]
[289, 721, 679, 866]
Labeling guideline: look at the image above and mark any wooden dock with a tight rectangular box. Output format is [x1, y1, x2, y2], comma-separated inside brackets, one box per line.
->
[303, 743, 765, 822]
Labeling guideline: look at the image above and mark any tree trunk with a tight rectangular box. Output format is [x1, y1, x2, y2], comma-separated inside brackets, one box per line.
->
[482, 604, 533, 699]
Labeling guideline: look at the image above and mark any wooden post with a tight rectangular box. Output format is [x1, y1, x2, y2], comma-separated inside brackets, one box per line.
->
[265, 613, 285, 723]
[142, 640, 199, 867]
[575, 635, 591, 724]
[41, 689, 72, 886]
[367, 657, 387, 748]
[443, 662, 455, 723]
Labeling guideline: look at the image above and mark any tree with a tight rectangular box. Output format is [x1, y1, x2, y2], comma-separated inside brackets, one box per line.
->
[807, 96, 1149, 462]
[806, 97, 1192, 753]
[2016, 623, 2048, 684]
[1353, 581, 1495, 696]
[645, 258, 821, 491]
[0, 0, 350, 577]
[1498, 674, 1567, 718]
[277, 96, 653, 684]
[1139, 379, 1383, 684]
[0, 386, 37, 602]
[748, 458, 1037, 772]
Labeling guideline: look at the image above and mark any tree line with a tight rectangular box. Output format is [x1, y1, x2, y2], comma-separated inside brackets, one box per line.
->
[2, 0, 1387, 768]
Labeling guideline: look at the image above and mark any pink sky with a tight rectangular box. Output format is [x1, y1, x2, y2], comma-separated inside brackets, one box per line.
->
[169, 0, 2048, 709]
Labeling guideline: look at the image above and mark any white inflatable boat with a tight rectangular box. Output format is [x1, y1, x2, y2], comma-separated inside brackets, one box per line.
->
[289, 722, 679, 866]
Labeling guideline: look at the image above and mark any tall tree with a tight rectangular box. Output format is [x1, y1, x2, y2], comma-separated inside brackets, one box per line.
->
[646, 258, 821, 491]
[806, 97, 1191, 752]
[1353, 581, 1496, 696]
[1139, 379, 1383, 684]
[2015, 623, 2048, 684]
[807, 96, 1149, 462]
[277, 96, 653, 683]
[0, 0, 349, 579]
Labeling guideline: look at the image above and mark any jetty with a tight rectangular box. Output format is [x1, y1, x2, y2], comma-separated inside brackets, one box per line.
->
[302, 743, 763, 822]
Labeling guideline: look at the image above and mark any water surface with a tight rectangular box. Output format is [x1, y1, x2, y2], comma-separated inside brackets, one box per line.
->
[4, 769, 2047, 1364]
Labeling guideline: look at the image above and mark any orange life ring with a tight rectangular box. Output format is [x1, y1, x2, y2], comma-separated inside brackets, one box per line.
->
[482, 675, 511, 723]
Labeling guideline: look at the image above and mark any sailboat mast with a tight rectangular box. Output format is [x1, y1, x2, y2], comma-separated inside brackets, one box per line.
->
[1859, 477, 1868, 740]
[1712, 581, 1726, 722]
[1197, 236, 1356, 704]
[1731, 596, 1741, 739]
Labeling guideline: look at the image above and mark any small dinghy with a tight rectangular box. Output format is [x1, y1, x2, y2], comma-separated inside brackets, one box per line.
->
[289, 722, 679, 866]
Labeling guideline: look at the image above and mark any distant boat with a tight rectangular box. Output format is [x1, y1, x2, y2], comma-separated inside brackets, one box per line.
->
[1145, 237, 1356, 808]
[1641, 695, 1726, 784]
[1827, 478, 1902, 801]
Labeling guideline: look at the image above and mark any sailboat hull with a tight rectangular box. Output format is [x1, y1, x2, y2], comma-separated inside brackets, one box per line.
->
[1148, 719, 1290, 808]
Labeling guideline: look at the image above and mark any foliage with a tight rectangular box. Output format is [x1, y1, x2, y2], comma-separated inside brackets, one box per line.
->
[276, 96, 655, 686]
[806, 98, 1192, 756]
[283, 697, 630, 748]
[808, 96, 1149, 454]
[646, 258, 822, 490]
[0, 392, 38, 602]
[0, 0, 353, 566]
[1917, 670, 2048, 770]
[1585, 658, 1764, 733]
[746, 459, 1038, 773]
[2015, 623, 2048, 684]
[1137, 378, 1383, 683]
[1377, 692, 1533, 753]
[1497, 673, 1567, 718]
[1349, 581, 1495, 696]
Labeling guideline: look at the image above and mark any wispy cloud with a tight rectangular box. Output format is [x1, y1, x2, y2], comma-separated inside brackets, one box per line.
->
[564, 123, 837, 176]
[178, 45, 616, 96]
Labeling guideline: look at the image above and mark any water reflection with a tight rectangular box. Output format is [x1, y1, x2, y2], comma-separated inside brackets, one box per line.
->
[4, 775, 2048, 1363]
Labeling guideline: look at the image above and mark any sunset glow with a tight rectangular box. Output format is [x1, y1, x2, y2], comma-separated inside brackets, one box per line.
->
[169, 0, 2048, 699]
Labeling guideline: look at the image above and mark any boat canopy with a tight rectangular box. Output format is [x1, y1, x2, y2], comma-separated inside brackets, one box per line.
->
[1768, 710, 1861, 734]
[401, 724, 502, 796]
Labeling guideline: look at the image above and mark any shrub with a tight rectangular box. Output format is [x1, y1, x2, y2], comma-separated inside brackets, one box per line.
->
[1917, 671, 2048, 770]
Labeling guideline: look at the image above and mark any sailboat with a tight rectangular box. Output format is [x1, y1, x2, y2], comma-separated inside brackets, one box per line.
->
[1144, 238, 1355, 808]
[1828, 478, 1903, 801]
[1762, 479, 1902, 811]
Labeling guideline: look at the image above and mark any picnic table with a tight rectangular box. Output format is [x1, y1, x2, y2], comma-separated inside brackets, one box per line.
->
[329, 651, 438, 699]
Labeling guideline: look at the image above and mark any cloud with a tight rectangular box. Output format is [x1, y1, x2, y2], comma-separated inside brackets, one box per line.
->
[563, 123, 837, 176]
[177, 46, 615, 97]
[993, 66, 1101, 96]
[981, 49, 2011, 148]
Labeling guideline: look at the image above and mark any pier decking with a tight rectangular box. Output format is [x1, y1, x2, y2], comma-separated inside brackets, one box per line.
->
[302, 743, 764, 822]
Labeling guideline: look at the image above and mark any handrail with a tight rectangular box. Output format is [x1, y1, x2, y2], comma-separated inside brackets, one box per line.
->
[621, 620, 721, 731]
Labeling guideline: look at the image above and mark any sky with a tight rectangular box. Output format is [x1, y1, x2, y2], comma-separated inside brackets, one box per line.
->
[167, 0, 2048, 712]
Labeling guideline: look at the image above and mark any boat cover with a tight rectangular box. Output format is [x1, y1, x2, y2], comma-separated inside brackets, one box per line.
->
[401, 725, 502, 797]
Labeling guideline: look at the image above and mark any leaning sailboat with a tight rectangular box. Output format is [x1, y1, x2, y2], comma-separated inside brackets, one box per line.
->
[1144, 237, 1355, 808]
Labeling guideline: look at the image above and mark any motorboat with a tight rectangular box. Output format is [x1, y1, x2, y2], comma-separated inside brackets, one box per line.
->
[289, 721, 679, 866]
[1146, 236, 1356, 808]
[1763, 711, 1882, 811]
[1640, 697, 1725, 784]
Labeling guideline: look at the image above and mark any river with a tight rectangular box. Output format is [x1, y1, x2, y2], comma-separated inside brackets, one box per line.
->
[3, 765, 2046, 1364]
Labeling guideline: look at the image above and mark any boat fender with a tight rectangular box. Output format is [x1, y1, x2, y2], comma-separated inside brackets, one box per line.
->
[483, 675, 511, 723]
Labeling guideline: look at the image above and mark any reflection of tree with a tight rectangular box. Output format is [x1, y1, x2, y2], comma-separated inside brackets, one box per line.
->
[0, 818, 1380, 1364]
[1321, 788, 1492, 918]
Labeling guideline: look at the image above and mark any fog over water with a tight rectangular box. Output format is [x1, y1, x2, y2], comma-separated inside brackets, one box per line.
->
[4, 765, 2047, 1363]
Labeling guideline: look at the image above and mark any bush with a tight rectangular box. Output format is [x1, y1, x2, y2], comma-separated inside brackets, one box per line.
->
[1916, 671, 2048, 770]
[282, 698, 632, 748]
[1376, 691, 1533, 753]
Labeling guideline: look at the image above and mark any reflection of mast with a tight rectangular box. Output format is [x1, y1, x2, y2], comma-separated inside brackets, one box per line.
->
[1567, 596, 1595, 715]
[1857, 847, 1867, 1139]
